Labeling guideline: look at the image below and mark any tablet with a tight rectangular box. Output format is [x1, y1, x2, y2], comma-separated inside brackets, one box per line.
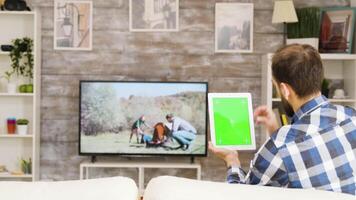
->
[208, 93, 256, 150]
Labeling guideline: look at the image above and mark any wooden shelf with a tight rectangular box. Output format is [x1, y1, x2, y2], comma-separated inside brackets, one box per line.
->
[0, 11, 35, 15]
[0, 134, 33, 138]
[272, 98, 356, 103]
[329, 99, 356, 103]
[268, 53, 356, 61]
[0, 93, 34, 97]
[0, 173, 32, 179]
[0, 51, 10, 56]
[320, 54, 356, 60]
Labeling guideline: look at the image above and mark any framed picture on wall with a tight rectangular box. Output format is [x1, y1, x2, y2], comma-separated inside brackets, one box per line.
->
[54, 0, 93, 51]
[319, 7, 356, 54]
[215, 3, 254, 53]
[130, 0, 179, 32]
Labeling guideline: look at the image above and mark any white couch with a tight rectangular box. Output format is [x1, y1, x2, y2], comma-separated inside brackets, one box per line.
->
[144, 176, 355, 200]
[1, 176, 354, 200]
[0, 177, 138, 200]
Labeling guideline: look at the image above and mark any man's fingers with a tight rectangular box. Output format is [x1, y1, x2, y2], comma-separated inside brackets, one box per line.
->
[256, 116, 268, 125]
[254, 106, 268, 118]
[208, 142, 215, 152]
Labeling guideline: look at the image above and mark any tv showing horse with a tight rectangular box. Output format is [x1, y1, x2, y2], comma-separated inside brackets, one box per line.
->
[79, 81, 208, 156]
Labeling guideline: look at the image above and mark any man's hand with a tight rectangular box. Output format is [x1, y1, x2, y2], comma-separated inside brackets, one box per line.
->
[254, 105, 279, 136]
[208, 142, 240, 168]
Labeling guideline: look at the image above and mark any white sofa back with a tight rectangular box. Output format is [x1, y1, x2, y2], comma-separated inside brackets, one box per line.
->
[0, 177, 138, 200]
[144, 176, 355, 200]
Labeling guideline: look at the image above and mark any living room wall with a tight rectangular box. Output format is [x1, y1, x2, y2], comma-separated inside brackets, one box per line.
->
[26, 0, 349, 181]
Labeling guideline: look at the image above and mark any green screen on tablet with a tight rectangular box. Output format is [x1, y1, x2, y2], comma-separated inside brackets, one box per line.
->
[212, 97, 252, 146]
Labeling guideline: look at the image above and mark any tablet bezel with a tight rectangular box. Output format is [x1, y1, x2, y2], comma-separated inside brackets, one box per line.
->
[208, 93, 256, 150]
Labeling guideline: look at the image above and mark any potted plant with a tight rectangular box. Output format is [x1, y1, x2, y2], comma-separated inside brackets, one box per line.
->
[321, 79, 330, 98]
[21, 158, 32, 174]
[287, 7, 321, 50]
[16, 119, 29, 135]
[9, 37, 34, 93]
[1, 70, 16, 93]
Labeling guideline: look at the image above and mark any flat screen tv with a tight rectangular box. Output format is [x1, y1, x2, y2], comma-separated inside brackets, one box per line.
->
[79, 81, 208, 157]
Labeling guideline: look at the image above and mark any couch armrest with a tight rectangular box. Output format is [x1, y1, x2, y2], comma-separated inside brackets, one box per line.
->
[0, 177, 138, 200]
[144, 176, 354, 200]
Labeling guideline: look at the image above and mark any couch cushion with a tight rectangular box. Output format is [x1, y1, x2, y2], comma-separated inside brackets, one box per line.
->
[144, 176, 355, 200]
[0, 177, 138, 200]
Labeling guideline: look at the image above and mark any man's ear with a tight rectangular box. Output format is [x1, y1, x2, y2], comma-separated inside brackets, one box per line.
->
[280, 83, 291, 100]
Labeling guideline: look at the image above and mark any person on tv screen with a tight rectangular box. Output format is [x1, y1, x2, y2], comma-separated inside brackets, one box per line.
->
[129, 115, 151, 144]
[209, 44, 356, 196]
[165, 114, 197, 150]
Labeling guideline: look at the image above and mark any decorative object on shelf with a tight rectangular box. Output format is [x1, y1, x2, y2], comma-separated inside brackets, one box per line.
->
[287, 7, 321, 50]
[215, 3, 254, 53]
[272, 0, 298, 45]
[19, 84, 26, 93]
[18, 83, 33, 93]
[319, 7, 356, 54]
[321, 79, 330, 98]
[20, 158, 31, 174]
[0, 165, 8, 173]
[25, 83, 33, 92]
[1, 0, 30, 11]
[9, 37, 34, 93]
[54, 0, 93, 50]
[333, 89, 346, 99]
[1, 70, 16, 93]
[130, 0, 179, 32]
[0, 44, 14, 52]
[11, 171, 24, 175]
[16, 118, 29, 135]
[7, 118, 16, 134]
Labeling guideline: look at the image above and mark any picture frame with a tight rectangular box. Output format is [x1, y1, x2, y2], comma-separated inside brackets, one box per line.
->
[54, 0, 93, 51]
[319, 7, 356, 54]
[215, 3, 254, 53]
[130, 0, 179, 32]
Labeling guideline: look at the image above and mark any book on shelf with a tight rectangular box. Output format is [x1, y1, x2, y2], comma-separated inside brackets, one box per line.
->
[281, 114, 290, 126]
[272, 107, 291, 126]
[273, 108, 282, 127]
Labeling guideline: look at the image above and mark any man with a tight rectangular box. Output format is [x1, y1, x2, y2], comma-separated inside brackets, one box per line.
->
[210, 44, 356, 195]
[129, 115, 150, 144]
[166, 114, 197, 150]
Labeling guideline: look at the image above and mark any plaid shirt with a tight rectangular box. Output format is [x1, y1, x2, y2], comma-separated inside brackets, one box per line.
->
[227, 95, 356, 195]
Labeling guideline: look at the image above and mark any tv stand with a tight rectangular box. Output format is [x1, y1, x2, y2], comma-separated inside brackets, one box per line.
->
[90, 156, 97, 163]
[79, 160, 201, 195]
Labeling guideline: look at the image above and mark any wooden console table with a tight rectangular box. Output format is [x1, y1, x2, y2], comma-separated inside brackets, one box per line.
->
[79, 161, 201, 194]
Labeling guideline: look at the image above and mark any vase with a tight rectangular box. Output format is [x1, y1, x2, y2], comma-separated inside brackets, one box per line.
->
[19, 84, 27, 93]
[17, 125, 28, 135]
[7, 118, 16, 134]
[26, 84, 33, 93]
[7, 83, 17, 93]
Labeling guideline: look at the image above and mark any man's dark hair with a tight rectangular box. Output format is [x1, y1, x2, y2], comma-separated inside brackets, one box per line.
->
[272, 44, 324, 98]
[166, 114, 174, 119]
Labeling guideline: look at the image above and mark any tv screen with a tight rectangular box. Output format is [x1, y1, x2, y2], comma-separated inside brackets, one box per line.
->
[79, 81, 208, 156]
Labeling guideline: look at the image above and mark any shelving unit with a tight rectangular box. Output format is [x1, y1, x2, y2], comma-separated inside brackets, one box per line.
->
[262, 53, 356, 143]
[0, 11, 41, 181]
